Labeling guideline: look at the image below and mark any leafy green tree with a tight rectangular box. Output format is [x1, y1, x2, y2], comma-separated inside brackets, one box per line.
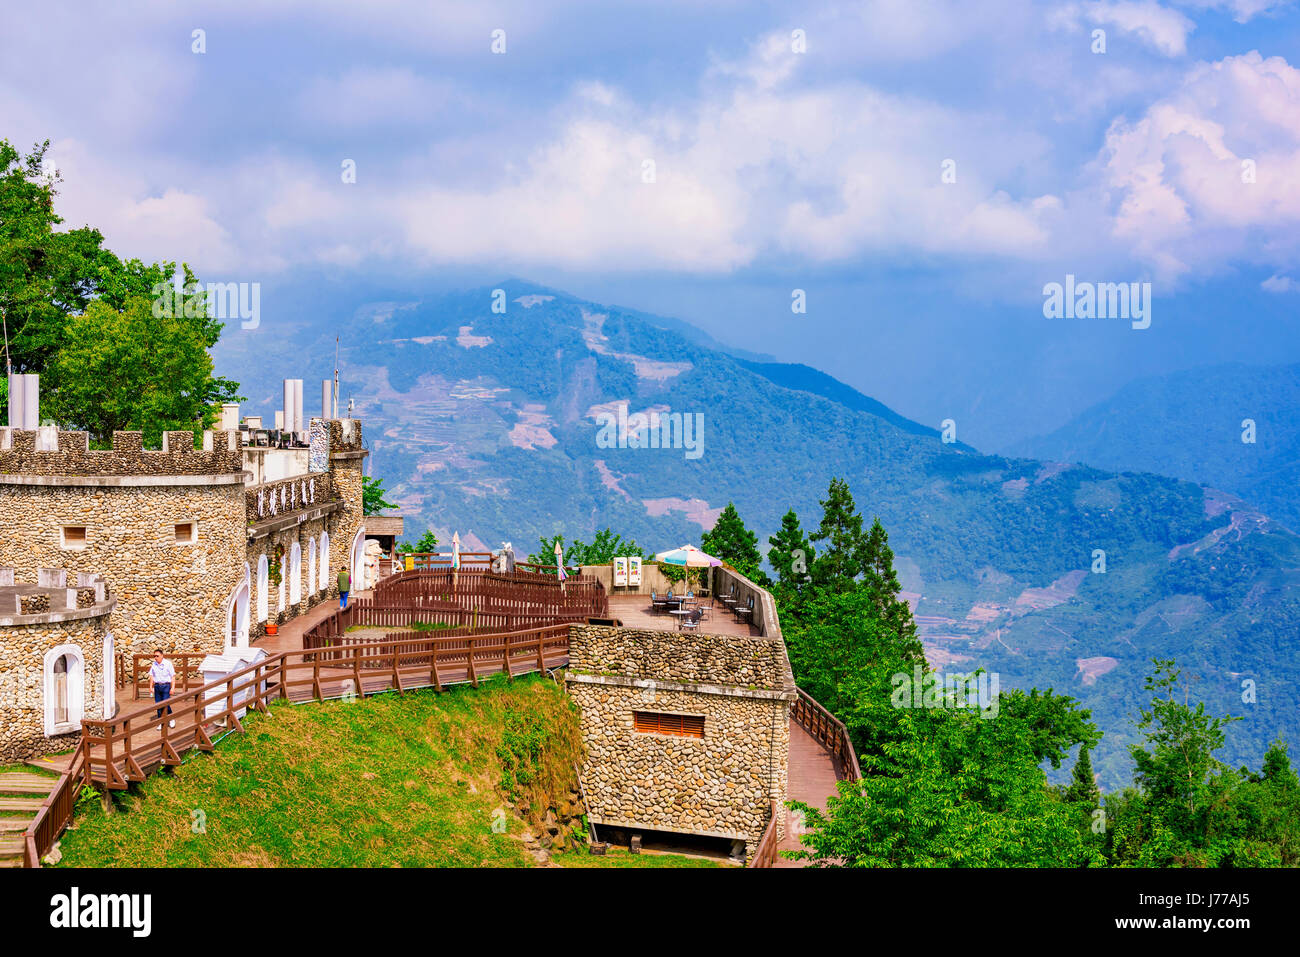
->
[46, 295, 239, 445]
[700, 502, 765, 583]
[362, 476, 397, 515]
[398, 529, 440, 554]
[1130, 659, 1238, 836]
[528, 529, 648, 567]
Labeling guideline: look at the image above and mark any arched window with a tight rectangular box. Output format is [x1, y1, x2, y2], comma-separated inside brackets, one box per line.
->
[43, 645, 85, 736]
[289, 541, 302, 606]
[257, 554, 269, 623]
[307, 536, 317, 597]
[320, 532, 331, 592]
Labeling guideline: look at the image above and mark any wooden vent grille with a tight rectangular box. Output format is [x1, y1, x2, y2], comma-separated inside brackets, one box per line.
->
[633, 711, 704, 738]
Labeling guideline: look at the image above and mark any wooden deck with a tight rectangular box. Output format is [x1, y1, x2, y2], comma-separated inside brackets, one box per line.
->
[774, 720, 845, 867]
[606, 595, 761, 637]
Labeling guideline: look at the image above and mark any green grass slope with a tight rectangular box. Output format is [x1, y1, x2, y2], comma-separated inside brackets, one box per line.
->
[56, 676, 688, 868]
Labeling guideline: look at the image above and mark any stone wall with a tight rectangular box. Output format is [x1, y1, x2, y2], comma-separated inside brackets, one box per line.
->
[566, 622, 794, 862]
[567, 676, 790, 860]
[246, 513, 336, 636]
[0, 428, 243, 475]
[0, 592, 114, 762]
[326, 419, 367, 590]
[0, 480, 246, 657]
[569, 624, 790, 689]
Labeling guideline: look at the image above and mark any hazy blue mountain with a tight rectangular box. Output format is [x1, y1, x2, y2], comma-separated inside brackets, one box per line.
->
[214, 281, 1300, 788]
[1007, 362, 1300, 532]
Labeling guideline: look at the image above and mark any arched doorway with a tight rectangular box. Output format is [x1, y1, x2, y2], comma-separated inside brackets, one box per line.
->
[289, 542, 302, 607]
[307, 536, 317, 597]
[350, 526, 366, 592]
[320, 531, 330, 592]
[257, 554, 269, 623]
[224, 573, 251, 650]
[43, 645, 84, 736]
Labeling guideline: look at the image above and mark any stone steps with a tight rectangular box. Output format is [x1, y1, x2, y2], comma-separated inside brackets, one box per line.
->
[0, 797, 44, 814]
[0, 774, 57, 796]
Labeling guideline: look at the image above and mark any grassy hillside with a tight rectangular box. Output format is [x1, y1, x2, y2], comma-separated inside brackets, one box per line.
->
[55, 676, 709, 868]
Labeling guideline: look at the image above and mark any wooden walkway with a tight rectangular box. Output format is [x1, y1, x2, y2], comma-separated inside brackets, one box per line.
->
[774, 721, 845, 867]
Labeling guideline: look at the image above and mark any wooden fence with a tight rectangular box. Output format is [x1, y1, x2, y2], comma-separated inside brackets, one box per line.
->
[791, 688, 861, 782]
[748, 800, 780, 869]
[75, 625, 573, 795]
[747, 689, 861, 869]
[23, 748, 86, 868]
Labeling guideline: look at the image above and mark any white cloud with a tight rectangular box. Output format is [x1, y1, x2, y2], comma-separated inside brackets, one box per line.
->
[1175, 0, 1297, 24]
[1100, 51, 1300, 278]
[1056, 1, 1196, 57]
[1262, 274, 1296, 291]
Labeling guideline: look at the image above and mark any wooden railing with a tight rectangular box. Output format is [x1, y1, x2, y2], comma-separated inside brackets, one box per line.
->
[76, 624, 573, 795]
[792, 688, 861, 782]
[23, 747, 86, 868]
[394, 551, 494, 570]
[126, 653, 207, 699]
[747, 800, 780, 868]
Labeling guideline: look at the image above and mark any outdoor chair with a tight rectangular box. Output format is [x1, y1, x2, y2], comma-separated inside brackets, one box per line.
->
[650, 590, 668, 614]
[679, 607, 704, 631]
[734, 596, 755, 622]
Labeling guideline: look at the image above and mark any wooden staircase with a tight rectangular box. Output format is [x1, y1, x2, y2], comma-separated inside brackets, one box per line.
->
[0, 769, 59, 867]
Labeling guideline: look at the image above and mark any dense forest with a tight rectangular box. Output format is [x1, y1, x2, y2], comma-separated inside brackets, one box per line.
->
[678, 487, 1300, 866]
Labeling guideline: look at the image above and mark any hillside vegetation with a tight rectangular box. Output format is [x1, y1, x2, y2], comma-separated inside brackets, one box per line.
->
[213, 281, 1300, 786]
[56, 677, 649, 868]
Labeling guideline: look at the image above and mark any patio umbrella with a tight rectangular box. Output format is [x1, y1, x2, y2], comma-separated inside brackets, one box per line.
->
[451, 531, 461, 569]
[654, 545, 721, 593]
[555, 540, 567, 584]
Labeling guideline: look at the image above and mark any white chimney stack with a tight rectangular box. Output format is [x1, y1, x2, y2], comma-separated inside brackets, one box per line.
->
[274, 410, 284, 431]
[283, 378, 304, 435]
[322, 379, 333, 422]
[7, 373, 39, 430]
[220, 403, 240, 431]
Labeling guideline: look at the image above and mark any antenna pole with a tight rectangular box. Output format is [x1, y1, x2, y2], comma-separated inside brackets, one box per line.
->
[333, 336, 340, 419]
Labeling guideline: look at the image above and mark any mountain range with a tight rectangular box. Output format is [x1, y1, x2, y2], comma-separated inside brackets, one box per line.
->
[1007, 362, 1300, 533]
[212, 280, 1300, 788]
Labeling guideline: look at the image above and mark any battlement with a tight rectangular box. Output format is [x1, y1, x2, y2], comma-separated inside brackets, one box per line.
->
[0, 427, 243, 477]
[0, 566, 114, 622]
[327, 418, 364, 452]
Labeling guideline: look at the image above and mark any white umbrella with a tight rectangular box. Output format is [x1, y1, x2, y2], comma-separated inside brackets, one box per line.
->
[654, 545, 721, 594]
[554, 540, 567, 583]
[451, 531, 461, 569]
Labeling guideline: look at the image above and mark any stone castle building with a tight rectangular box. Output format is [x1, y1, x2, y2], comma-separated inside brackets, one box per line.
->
[0, 377, 371, 761]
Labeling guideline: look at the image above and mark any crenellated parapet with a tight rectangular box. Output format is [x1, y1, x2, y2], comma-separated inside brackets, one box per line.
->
[0, 428, 243, 476]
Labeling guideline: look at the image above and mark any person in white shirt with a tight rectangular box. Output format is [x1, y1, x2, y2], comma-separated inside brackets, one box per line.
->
[149, 649, 176, 728]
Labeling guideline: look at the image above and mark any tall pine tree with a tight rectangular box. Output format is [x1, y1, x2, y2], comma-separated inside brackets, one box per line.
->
[701, 502, 765, 583]
[810, 477, 867, 593]
[767, 509, 814, 589]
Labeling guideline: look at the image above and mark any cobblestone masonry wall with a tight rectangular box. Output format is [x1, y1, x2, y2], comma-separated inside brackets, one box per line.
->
[327, 420, 366, 590]
[0, 483, 245, 657]
[0, 611, 111, 762]
[566, 624, 793, 861]
[246, 514, 334, 636]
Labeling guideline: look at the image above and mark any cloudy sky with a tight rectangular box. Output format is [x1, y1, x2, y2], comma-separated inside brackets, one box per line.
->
[3, 0, 1298, 447]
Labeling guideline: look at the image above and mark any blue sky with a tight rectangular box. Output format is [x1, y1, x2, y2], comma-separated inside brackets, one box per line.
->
[3, 0, 1299, 447]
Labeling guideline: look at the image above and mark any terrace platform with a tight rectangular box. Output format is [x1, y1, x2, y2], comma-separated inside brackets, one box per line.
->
[606, 595, 761, 637]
